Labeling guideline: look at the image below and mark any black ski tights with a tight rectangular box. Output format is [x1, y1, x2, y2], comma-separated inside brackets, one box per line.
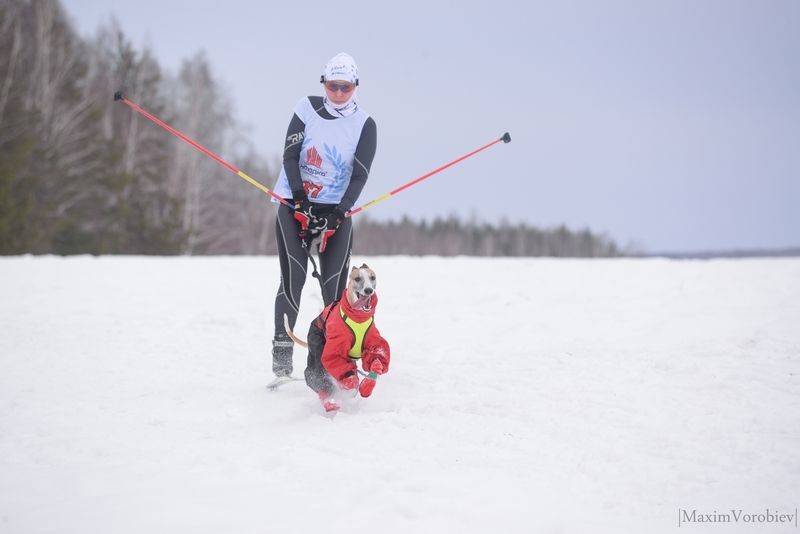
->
[273, 203, 352, 340]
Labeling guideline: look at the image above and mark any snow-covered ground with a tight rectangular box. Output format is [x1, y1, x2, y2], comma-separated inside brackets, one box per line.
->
[1, 256, 798, 533]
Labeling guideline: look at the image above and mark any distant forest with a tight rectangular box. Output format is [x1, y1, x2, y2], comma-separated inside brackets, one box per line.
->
[0, 0, 621, 257]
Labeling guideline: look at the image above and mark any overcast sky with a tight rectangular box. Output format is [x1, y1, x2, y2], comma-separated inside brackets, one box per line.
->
[62, 0, 799, 252]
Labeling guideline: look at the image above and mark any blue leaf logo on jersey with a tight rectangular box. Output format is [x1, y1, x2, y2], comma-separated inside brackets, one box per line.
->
[324, 144, 351, 184]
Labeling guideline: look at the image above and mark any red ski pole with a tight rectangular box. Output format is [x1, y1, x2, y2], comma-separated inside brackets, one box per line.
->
[114, 91, 292, 208]
[346, 132, 511, 217]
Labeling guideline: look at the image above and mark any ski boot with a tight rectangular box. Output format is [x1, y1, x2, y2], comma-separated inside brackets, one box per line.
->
[272, 334, 294, 377]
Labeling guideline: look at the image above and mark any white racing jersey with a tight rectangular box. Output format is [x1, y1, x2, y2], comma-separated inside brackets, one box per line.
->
[274, 97, 370, 205]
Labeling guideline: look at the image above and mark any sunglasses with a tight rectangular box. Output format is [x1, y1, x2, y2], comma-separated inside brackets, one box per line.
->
[324, 81, 355, 94]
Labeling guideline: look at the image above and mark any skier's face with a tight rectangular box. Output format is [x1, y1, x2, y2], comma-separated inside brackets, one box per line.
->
[324, 81, 356, 105]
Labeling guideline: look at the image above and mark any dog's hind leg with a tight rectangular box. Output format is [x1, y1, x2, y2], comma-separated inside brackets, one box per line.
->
[304, 321, 335, 395]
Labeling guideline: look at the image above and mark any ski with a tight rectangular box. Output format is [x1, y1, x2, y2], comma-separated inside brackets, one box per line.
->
[266, 376, 304, 391]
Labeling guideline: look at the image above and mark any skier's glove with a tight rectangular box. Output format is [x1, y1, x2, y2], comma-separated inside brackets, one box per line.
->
[292, 196, 313, 239]
[319, 207, 346, 253]
[339, 373, 359, 391]
[358, 360, 384, 398]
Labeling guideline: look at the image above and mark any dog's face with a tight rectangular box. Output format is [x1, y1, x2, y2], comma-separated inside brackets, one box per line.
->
[347, 263, 376, 311]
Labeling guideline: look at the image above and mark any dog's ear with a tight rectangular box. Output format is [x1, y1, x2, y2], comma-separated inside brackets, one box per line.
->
[350, 266, 360, 277]
[360, 263, 369, 269]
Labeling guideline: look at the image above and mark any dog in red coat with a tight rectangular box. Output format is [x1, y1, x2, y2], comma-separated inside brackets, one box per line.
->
[285, 264, 390, 412]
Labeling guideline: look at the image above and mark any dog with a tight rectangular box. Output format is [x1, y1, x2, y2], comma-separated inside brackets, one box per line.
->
[284, 264, 390, 412]
[284, 263, 377, 348]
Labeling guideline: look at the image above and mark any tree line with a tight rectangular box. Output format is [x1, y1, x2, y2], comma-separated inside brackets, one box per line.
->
[0, 0, 275, 255]
[0, 0, 621, 257]
[353, 216, 620, 257]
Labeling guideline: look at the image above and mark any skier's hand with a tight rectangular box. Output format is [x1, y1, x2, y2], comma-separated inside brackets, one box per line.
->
[339, 373, 359, 391]
[292, 196, 313, 239]
[319, 207, 345, 253]
[324, 207, 345, 231]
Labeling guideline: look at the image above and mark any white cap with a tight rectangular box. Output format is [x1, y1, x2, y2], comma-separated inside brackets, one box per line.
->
[321, 52, 359, 85]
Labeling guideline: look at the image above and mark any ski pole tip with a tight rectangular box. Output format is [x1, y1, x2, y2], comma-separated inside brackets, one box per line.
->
[113, 90, 124, 102]
[502, 132, 512, 143]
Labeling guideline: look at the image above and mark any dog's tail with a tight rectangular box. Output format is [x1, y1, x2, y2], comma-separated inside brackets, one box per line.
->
[283, 314, 308, 348]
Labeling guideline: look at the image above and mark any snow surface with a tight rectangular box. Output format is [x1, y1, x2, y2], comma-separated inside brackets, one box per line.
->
[1, 256, 799, 533]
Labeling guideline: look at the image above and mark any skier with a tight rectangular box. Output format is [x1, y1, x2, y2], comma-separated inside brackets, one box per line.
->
[270, 52, 378, 379]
